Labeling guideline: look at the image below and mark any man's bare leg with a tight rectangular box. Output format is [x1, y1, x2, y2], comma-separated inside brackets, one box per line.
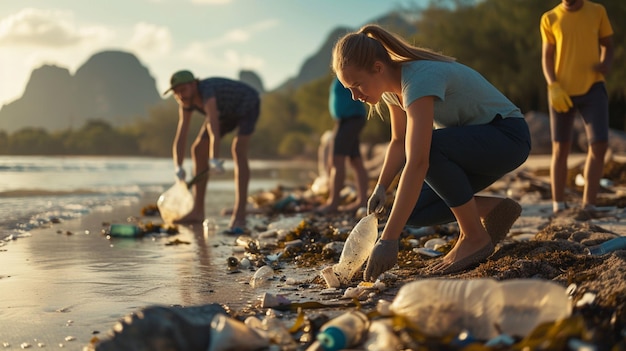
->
[230, 135, 250, 229]
[582, 141, 608, 209]
[174, 134, 209, 223]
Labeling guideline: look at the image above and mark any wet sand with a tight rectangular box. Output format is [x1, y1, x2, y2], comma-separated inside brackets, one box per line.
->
[2, 154, 626, 350]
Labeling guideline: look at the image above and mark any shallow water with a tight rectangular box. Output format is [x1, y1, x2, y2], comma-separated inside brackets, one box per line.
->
[0, 156, 314, 241]
[0, 156, 316, 350]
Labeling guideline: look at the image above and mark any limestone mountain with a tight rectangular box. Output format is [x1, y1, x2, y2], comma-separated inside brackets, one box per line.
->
[0, 50, 161, 133]
[275, 12, 417, 92]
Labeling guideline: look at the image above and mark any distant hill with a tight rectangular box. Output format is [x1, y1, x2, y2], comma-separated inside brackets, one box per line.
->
[0, 12, 415, 133]
[275, 12, 417, 92]
[0, 51, 161, 133]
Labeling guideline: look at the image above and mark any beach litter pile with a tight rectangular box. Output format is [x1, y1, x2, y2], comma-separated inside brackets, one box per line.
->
[86, 159, 626, 350]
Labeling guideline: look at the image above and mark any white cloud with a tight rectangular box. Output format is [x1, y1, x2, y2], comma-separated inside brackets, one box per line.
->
[204, 19, 279, 48]
[0, 8, 113, 47]
[128, 22, 172, 55]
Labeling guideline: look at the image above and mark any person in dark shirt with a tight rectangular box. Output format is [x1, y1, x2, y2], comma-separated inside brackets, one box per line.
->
[163, 70, 260, 234]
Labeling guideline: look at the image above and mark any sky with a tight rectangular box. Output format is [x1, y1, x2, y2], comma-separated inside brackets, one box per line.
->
[0, 0, 425, 106]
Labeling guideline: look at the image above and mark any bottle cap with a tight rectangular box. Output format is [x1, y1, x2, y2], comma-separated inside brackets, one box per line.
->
[317, 326, 347, 351]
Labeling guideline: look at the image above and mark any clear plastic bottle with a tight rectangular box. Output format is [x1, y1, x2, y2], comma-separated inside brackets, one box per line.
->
[316, 310, 369, 351]
[332, 214, 378, 284]
[389, 278, 504, 340]
[585, 236, 626, 255]
[362, 319, 403, 351]
[262, 309, 298, 350]
[498, 279, 571, 337]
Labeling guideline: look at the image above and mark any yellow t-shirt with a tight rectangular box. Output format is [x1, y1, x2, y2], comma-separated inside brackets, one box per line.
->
[540, 0, 613, 96]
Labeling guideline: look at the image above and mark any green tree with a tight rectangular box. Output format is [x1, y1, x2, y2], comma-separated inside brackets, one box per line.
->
[0, 130, 7, 154]
[253, 91, 299, 158]
[8, 127, 63, 155]
[62, 120, 138, 155]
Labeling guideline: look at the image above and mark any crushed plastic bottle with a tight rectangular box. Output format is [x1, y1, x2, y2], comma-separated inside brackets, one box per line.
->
[585, 236, 626, 255]
[362, 319, 403, 351]
[332, 214, 379, 284]
[499, 279, 572, 337]
[207, 313, 269, 351]
[316, 310, 370, 351]
[389, 278, 504, 340]
[262, 309, 299, 350]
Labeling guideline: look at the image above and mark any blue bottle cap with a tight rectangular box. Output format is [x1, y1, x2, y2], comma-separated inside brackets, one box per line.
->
[317, 326, 347, 351]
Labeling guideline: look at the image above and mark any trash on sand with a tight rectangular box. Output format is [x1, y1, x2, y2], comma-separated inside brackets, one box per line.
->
[207, 313, 269, 351]
[261, 292, 292, 309]
[320, 266, 341, 289]
[316, 310, 369, 351]
[157, 180, 194, 224]
[413, 247, 443, 257]
[363, 319, 403, 351]
[332, 214, 379, 284]
[389, 278, 504, 340]
[499, 279, 571, 337]
[585, 236, 626, 255]
[250, 265, 274, 288]
[107, 224, 142, 238]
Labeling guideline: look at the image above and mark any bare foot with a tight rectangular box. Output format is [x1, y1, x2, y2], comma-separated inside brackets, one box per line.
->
[173, 216, 204, 224]
[338, 202, 366, 214]
[429, 233, 492, 272]
[315, 203, 338, 214]
[173, 210, 205, 224]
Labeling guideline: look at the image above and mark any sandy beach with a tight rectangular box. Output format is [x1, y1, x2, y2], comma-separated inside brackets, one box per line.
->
[2, 154, 626, 350]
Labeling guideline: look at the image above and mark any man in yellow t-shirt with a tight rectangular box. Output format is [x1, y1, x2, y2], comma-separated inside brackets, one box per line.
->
[540, 0, 614, 214]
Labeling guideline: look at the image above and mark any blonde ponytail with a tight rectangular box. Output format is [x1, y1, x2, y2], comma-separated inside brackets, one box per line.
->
[359, 25, 455, 63]
[332, 24, 454, 118]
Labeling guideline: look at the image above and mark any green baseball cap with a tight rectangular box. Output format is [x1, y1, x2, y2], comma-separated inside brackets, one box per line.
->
[163, 70, 196, 95]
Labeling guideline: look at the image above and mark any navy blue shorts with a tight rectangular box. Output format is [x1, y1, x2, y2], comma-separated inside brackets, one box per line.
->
[197, 98, 260, 140]
[407, 116, 531, 227]
[550, 82, 609, 144]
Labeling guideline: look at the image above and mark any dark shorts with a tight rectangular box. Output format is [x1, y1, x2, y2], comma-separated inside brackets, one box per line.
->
[219, 98, 261, 136]
[407, 116, 531, 227]
[550, 82, 609, 144]
[200, 101, 261, 138]
[333, 115, 366, 158]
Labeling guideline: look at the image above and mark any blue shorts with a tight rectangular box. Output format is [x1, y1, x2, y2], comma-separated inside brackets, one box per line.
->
[550, 82, 609, 144]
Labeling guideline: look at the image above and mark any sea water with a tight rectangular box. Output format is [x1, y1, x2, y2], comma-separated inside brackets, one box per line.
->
[0, 155, 314, 242]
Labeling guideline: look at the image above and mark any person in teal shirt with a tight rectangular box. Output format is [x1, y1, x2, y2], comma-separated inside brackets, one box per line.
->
[316, 77, 369, 214]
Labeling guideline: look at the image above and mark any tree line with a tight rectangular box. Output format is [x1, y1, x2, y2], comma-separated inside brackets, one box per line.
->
[0, 0, 623, 159]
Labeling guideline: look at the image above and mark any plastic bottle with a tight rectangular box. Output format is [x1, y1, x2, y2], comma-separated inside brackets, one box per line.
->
[362, 319, 403, 351]
[585, 236, 626, 255]
[332, 214, 378, 284]
[108, 223, 141, 238]
[389, 278, 504, 340]
[498, 279, 571, 337]
[262, 309, 298, 350]
[316, 310, 369, 351]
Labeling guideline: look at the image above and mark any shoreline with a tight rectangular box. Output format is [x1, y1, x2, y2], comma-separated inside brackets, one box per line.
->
[2, 154, 626, 350]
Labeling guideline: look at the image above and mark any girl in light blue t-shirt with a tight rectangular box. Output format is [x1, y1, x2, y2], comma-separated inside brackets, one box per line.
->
[332, 24, 531, 280]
